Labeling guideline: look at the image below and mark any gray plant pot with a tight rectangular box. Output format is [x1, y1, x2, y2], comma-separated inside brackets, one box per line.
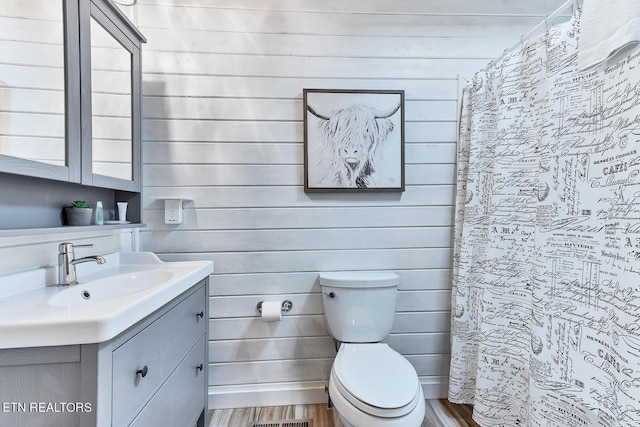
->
[65, 207, 93, 226]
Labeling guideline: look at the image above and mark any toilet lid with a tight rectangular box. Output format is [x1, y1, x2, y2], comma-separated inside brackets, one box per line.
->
[333, 343, 419, 410]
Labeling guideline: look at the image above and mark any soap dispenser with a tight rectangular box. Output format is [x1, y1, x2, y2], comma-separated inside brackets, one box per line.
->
[95, 201, 104, 225]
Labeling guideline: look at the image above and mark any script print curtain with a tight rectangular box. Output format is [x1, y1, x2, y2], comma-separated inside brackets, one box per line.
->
[450, 10, 640, 427]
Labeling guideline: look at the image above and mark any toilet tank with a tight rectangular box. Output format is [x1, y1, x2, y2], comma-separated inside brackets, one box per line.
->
[319, 271, 399, 343]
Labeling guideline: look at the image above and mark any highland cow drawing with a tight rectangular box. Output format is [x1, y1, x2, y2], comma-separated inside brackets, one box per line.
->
[303, 89, 405, 192]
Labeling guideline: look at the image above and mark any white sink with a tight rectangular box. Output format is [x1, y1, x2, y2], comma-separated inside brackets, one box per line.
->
[49, 270, 176, 307]
[0, 252, 213, 349]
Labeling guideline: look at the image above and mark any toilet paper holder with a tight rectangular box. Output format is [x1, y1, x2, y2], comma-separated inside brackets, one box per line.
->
[256, 300, 293, 314]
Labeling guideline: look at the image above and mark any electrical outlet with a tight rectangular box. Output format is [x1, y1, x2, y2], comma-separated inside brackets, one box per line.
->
[164, 199, 183, 224]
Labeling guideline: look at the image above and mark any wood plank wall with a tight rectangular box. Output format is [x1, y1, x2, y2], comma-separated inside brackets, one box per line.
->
[118, 0, 569, 409]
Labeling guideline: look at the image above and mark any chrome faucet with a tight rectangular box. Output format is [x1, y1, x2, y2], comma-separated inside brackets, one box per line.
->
[57, 242, 106, 286]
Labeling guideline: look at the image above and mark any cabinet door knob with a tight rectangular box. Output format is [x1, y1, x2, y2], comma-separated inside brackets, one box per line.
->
[196, 363, 203, 372]
[196, 311, 204, 319]
[136, 365, 148, 378]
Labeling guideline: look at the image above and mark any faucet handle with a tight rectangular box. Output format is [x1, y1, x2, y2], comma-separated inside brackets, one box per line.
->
[58, 242, 94, 253]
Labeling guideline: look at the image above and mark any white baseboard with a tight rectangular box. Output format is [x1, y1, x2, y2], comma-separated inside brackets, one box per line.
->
[421, 376, 449, 399]
[209, 381, 328, 410]
[208, 378, 449, 410]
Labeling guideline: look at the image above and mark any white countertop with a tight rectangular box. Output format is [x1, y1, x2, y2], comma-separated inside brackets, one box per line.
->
[0, 252, 213, 349]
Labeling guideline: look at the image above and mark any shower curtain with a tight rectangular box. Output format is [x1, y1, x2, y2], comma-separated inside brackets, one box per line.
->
[450, 9, 640, 427]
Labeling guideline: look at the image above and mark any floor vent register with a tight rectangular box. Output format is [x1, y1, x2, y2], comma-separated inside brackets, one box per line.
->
[248, 420, 310, 427]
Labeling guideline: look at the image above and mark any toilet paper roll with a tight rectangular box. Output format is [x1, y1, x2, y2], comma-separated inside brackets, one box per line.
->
[260, 301, 282, 322]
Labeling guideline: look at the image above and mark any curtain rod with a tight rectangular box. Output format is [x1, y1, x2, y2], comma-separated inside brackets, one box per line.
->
[484, 0, 582, 71]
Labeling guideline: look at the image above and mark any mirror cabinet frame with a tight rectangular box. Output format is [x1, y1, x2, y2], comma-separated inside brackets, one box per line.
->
[0, 0, 81, 182]
[80, 0, 145, 192]
[0, 0, 145, 191]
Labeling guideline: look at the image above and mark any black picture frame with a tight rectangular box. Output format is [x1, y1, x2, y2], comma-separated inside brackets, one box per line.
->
[303, 89, 405, 192]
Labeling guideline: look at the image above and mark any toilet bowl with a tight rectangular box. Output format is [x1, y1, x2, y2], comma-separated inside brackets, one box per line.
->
[319, 272, 426, 427]
[329, 343, 425, 427]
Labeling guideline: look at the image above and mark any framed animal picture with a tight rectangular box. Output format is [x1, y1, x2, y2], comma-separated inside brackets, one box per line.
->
[303, 89, 405, 192]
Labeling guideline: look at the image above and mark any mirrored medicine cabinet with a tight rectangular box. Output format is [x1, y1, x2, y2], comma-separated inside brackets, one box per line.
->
[0, 0, 145, 231]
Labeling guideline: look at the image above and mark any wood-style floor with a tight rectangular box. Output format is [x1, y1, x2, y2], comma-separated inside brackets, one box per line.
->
[209, 399, 479, 427]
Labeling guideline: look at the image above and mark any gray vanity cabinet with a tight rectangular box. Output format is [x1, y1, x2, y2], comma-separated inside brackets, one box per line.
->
[0, 279, 209, 427]
[109, 283, 207, 426]
[0, 346, 83, 427]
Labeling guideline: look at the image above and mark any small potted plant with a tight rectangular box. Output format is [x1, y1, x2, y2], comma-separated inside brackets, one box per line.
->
[65, 200, 93, 226]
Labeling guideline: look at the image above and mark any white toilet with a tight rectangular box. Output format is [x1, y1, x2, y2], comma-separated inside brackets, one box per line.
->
[320, 272, 425, 427]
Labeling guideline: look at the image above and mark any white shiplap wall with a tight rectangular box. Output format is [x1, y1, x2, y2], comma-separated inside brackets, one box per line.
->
[128, 0, 569, 409]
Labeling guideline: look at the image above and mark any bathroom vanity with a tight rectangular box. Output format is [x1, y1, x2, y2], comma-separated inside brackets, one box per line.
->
[0, 253, 213, 427]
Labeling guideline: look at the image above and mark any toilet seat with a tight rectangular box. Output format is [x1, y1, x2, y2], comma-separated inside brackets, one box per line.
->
[332, 343, 421, 418]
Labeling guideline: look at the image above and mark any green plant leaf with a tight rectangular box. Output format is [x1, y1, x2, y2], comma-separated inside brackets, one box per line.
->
[70, 200, 92, 208]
